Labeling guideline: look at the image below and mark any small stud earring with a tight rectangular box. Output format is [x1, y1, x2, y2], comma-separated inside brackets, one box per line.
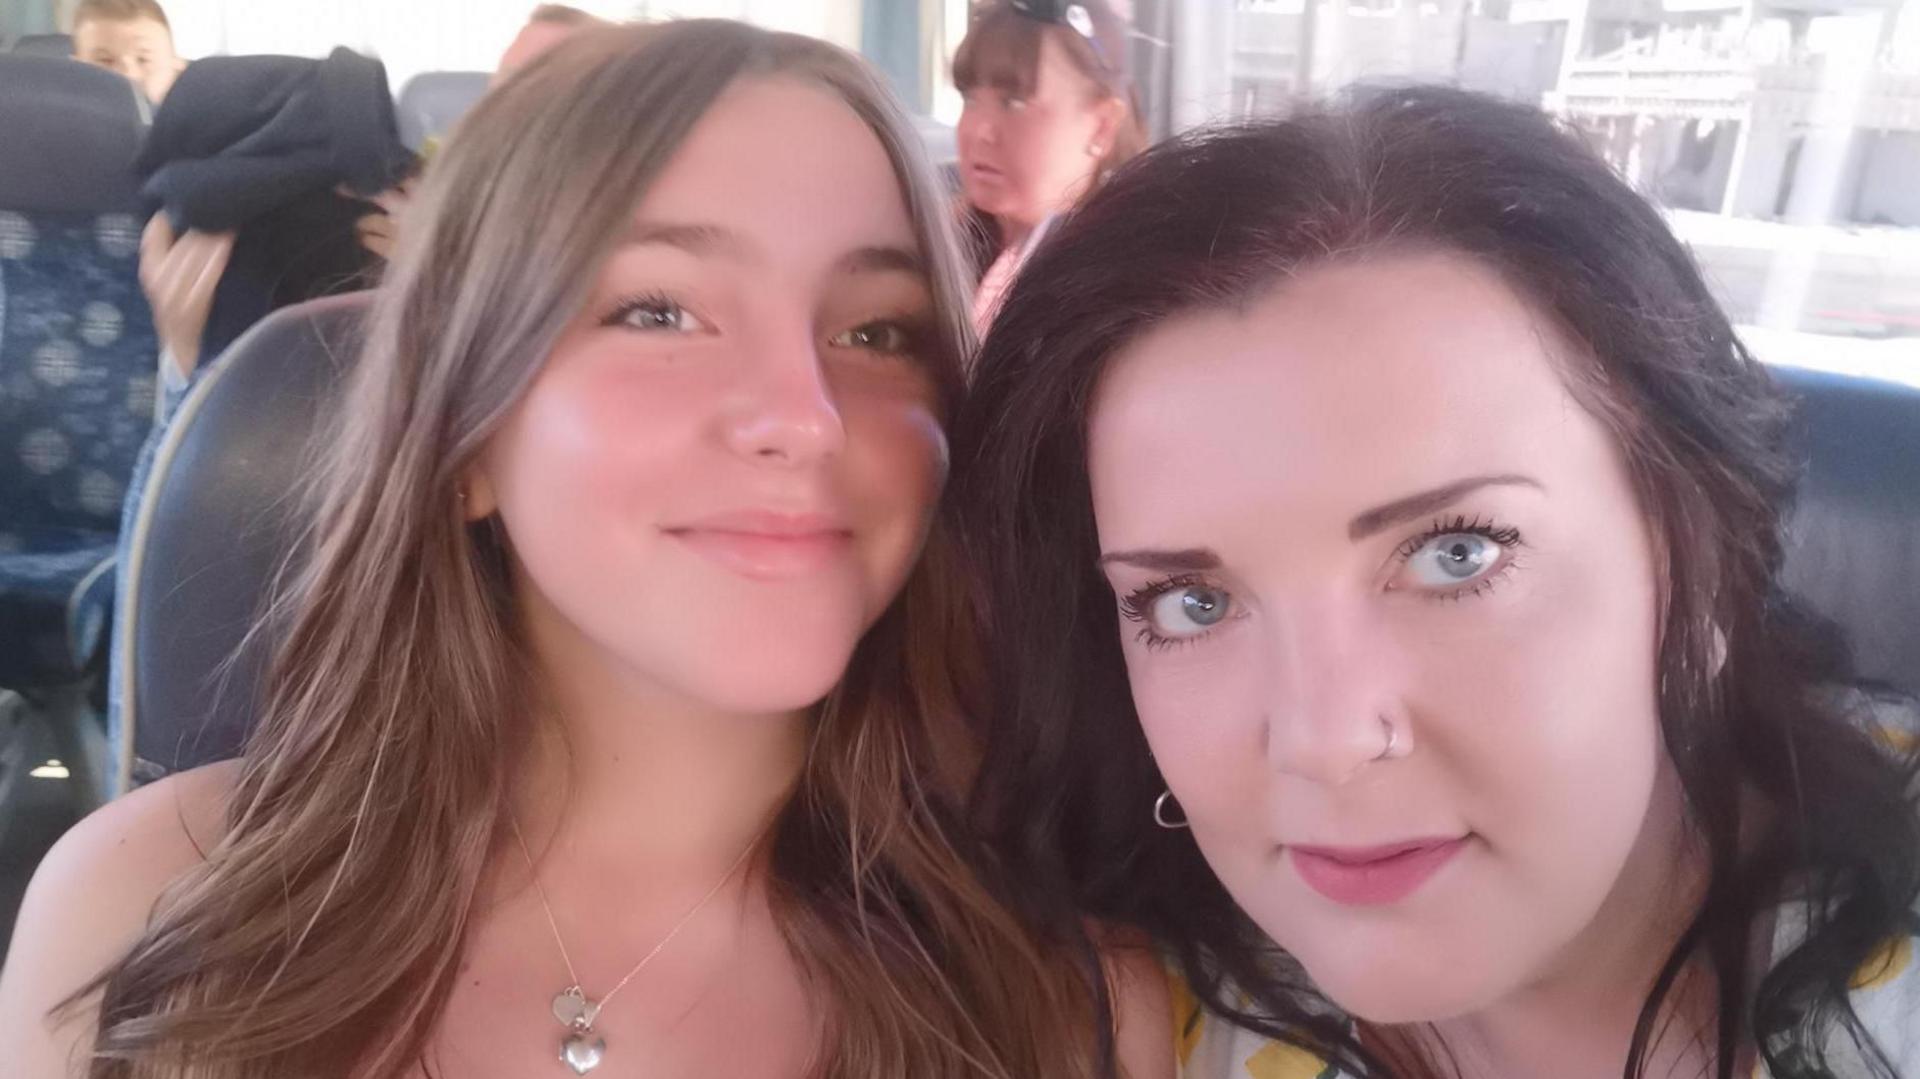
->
[1086, 142, 1105, 157]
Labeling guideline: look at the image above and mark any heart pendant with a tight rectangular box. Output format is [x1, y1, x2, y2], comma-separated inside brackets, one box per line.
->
[560, 1031, 607, 1075]
[551, 988, 596, 1028]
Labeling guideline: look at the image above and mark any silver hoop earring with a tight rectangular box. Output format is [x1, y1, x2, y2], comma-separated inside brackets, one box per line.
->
[1153, 790, 1189, 830]
[1374, 717, 1399, 762]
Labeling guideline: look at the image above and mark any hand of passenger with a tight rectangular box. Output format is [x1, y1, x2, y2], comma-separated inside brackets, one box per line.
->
[351, 180, 413, 261]
[138, 213, 236, 381]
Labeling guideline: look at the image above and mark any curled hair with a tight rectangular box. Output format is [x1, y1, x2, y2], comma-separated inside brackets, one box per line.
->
[955, 86, 1920, 1079]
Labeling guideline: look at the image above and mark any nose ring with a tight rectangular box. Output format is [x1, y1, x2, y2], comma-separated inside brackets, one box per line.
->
[1374, 717, 1399, 762]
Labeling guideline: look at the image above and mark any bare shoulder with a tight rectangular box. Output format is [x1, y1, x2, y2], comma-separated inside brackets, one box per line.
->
[1096, 924, 1177, 1079]
[0, 760, 241, 1077]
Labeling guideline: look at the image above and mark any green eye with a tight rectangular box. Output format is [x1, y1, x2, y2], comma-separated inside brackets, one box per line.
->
[830, 322, 913, 355]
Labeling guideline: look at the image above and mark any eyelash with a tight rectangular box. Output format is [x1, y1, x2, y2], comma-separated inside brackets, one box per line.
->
[598, 292, 930, 362]
[1116, 516, 1528, 651]
[835, 315, 933, 363]
[600, 290, 691, 330]
[1117, 574, 1217, 653]
[1393, 514, 1526, 601]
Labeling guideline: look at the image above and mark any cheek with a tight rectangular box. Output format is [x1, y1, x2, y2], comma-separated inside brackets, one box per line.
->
[1125, 632, 1270, 822]
[1414, 539, 1666, 906]
[841, 394, 947, 592]
[491, 356, 700, 520]
[1003, 115, 1071, 184]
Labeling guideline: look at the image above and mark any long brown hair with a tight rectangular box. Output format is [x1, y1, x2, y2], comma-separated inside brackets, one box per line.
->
[73, 21, 1099, 1078]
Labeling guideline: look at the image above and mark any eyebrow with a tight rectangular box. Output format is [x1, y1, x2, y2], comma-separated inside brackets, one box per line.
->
[1347, 474, 1544, 541]
[623, 221, 923, 280]
[1097, 547, 1222, 573]
[624, 221, 749, 259]
[836, 245, 924, 277]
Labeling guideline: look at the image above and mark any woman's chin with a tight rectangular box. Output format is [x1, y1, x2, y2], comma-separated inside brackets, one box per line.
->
[1305, 961, 1505, 1028]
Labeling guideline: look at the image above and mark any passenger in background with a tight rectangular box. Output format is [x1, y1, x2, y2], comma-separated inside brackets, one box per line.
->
[70, 0, 186, 105]
[494, 4, 609, 85]
[133, 46, 416, 373]
[952, 0, 1143, 334]
[359, 7, 610, 280]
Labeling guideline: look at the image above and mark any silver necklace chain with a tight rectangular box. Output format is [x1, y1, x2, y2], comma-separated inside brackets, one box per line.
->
[507, 814, 759, 1073]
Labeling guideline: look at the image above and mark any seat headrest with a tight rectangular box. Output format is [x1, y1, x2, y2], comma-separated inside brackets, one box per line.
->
[393, 70, 490, 152]
[1776, 365, 1920, 695]
[122, 291, 372, 776]
[0, 54, 147, 212]
[10, 33, 74, 58]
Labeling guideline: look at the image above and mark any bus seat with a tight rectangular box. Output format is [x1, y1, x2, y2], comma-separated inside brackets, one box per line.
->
[10, 34, 74, 59]
[0, 55, 154, 698]
[1776, 366, 1920, 697]
[393, 70, 489, 154]
[117, 292, 368, 785]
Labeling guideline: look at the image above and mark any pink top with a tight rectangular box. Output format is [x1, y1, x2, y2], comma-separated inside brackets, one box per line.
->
[971, 216, 1057, 337]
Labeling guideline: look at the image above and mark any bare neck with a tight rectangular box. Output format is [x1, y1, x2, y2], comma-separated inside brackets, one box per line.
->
[504, 589, 809, 892]
[995, 214, 1038, 254]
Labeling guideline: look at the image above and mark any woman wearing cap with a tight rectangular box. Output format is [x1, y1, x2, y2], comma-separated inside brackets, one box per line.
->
[952, 0, 1146, 335]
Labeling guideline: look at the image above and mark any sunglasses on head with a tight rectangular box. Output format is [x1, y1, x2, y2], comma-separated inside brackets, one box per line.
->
[1005, 0, 1115, 74]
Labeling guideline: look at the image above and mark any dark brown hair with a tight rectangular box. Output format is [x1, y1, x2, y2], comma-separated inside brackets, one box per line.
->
[72, 0, 171, 33]
[69, 20, 1101, 1079]
[956, 86, 1920, 1079]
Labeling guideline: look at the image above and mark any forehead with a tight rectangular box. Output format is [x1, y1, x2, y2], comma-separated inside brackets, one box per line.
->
[1088, 251, 1609, 536]
[958, 17, 1092, 99]
[75, 17, 170, 48]
[634, 76, 916, 259]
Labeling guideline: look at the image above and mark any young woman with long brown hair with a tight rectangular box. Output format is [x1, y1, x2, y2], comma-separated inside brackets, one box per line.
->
[0, 21, 1170, 1079]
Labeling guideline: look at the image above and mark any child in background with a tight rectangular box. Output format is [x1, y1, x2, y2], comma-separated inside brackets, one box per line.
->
[70, 0, 186, 105]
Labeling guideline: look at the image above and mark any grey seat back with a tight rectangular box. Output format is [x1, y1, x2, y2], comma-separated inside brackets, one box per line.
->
[117, 292, 368, 781]
[393, 70, 489, 152]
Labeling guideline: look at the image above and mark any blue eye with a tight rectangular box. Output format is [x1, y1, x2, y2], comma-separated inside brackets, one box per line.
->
[1393, 517, 1522, 595]
[1407, 533, 1500, 585]
[1156, 585, 1231, 632]
[1120, 577, 1236, 650]
[604, 293, 708, 334]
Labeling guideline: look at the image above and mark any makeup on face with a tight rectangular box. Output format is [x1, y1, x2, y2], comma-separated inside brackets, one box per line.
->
[476, 78, 951, 718]
[1088, 250, 1672, 1022]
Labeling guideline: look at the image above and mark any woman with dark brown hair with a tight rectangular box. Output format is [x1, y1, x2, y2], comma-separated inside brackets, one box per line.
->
[952, 0, 1145, 333]
[0, 20, 1171, 1079]
[956, 88, 1920, 1079]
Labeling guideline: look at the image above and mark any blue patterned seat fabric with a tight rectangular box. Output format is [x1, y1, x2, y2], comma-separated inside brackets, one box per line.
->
[0, 208, 158, 687]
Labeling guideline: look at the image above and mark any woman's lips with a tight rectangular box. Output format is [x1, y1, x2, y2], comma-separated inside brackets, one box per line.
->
[664, 511, 853, 580]
[1287, 836, 1469, 906]
[964, 160, 1006, 186]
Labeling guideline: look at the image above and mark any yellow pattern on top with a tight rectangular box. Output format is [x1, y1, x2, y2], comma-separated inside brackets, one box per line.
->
[1850, 932, 1913, 991]
[1245, 1041, 1333, 1079]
